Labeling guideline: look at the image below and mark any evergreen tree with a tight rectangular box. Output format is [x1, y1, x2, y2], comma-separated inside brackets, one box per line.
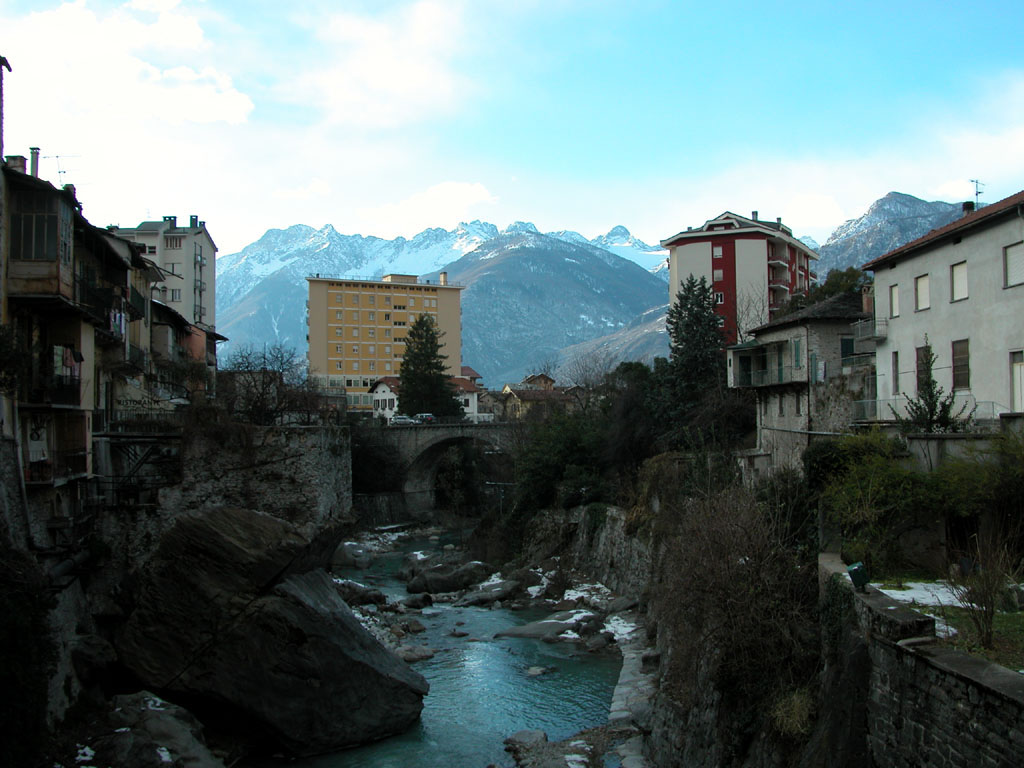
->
[666, 275, 726, 400]
[892, 336, 974, 433]
[398, 315, 462, 418]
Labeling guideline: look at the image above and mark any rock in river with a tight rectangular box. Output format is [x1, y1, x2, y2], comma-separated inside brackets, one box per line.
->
[116, 506, 428, 755]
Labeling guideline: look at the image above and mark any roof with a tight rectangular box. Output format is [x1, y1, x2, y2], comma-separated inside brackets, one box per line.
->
[369, 376, 401, 393]
[461, 365, 482, 380]
[660, 210, 817, 259]
[450, 377, 480, 394]
[862, 189, 1024, 271]
[749, 292, 868, 335]
[504, 388, 572, 402]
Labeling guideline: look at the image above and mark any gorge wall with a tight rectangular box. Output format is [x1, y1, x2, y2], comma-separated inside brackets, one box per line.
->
[556, 503, 1024, 768]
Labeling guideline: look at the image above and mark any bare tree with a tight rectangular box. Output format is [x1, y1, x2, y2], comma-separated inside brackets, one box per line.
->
[559, 348, 616, 413]
[219, 344, 321, 425]
[734, 287, 770, 344]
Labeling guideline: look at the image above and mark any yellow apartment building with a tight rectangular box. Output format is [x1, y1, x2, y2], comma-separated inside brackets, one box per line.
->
[306, 272, 463, 411]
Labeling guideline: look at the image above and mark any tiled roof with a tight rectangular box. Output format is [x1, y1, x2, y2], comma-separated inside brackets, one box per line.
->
[751, 292, 868, 334]
[461, 365, 482, 380]
[506, 388, 572, 402]
[369, 376, 401, 393]
[450, 377, 480, 393]
[862, 189, 1024, 271]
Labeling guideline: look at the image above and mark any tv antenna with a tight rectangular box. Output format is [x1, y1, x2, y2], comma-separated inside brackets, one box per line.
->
[43, 153, 80, 183]
[969, 179, 984, 207]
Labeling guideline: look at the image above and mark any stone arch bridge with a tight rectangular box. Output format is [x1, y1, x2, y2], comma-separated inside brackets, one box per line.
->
[372, 422, 516, 514]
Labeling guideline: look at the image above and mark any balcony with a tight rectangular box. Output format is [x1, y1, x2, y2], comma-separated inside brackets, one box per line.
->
[128, 286, 147, 319]
[100, 409, 185, 434]
[841, 353, 875, 370]
[24, 374, 81, 406]
[734, 364, 807, 387]
[852, 317, 888, 341]
[73, 276, 117, 324]
[853, 395, 1011, 424]
[24, 448, 89, 484]
[128, 344, 148, 371]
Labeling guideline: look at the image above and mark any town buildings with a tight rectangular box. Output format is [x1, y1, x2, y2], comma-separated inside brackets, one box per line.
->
[1, 150, 217, 553]
[662, 211, 818, 344]
[306, 273, 463, 412]
[728, 292, 870, 473]
[860, 191, 1024, 421]
[108, 215, 222, 375]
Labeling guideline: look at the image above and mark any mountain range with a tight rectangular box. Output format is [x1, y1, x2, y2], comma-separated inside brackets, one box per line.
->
[214, 192, 967, 387]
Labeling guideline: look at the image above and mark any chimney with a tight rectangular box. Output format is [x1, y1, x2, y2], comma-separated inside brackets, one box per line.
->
[5, 154, 26, 173]
[163, 215, 177, 227]
[752, 210, 758, 221]
[29, 146, 39, 176]
[190, 215, 199, 228]
[962, 201, 975, 215]
[439, 271, 448, 286]
[776, 217, 782, 226]
[63, 183, 76, 200]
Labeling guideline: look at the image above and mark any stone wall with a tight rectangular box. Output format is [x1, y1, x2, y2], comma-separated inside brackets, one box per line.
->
[817, 553, 1024, 768]
[0, 435, 29, 548]
[567, 505, 652, 601]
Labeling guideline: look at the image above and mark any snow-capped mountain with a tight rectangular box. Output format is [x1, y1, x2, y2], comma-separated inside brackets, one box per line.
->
[815, 193, 962, 275]
[215, 221, 669, 385]
[424, 231, 667, 386]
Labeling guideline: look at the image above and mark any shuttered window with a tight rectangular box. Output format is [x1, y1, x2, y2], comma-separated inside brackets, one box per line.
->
[950, 261, 968, 301]
[1006, 242, 1024, 287]
[889, 284, 900, 317]
[916, 345, 931, 394]
[915, 274, 930, 311]
[952, 339, 970, 390]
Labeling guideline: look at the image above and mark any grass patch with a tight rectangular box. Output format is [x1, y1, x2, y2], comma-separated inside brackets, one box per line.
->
[933, 606, 1024, 671]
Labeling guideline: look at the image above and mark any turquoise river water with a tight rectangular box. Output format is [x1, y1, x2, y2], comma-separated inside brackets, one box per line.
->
[260, 536, 622, 768]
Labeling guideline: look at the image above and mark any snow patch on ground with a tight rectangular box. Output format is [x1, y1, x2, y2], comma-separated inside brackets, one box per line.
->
[478, 571, 505, 587]
[563, 582, 612, 609]
[603, 614, 638, 642]
[875, 581, 961, 607]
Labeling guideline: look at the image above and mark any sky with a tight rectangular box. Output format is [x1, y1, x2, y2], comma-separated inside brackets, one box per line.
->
[2, 0, 1023, 257]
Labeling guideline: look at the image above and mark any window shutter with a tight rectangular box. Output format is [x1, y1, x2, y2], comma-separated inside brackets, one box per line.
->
[1006, 242, 1024, 287]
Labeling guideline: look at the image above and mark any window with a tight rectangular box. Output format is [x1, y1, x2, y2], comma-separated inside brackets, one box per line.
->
[914, 274, 930, 311]
[351, 328, 358, 337]
[368, 361, 375, 371]
[351, 311, 359, 322]
[335, 328, 343, 337]
[384, 313, 391, 321]
[353, 361, 360, 371]
[916, 344, 931, 394]
[889, 284, 900, 318]
[409, 298, 416, 307]
[892, 351, 900, 395]
[351, 295, 360, 305]
[950, 261, 968, 301]
[385, 296, 392, 306]
[840, 337, 855, 364]
[792, 337, 802, 368]
[952, 339, 970, 390]
[385, 329, 392, 338]
[385, 362, 392, 372]
[716, 316, 725, 327]
[384, 345, 391, 355]
[368, 328, 375, 338]
[165, 236, 183, 249]
[713, 269, 724, 282]
[368, 295, 376, 305]
[147, 245, 156, 254]
[170, 289, 182, 302]
[10, 192, 73, 261]
[167, 262, 182, 275]
[368, 311, 375, 321]
[1006, 242, 1024, 287]
[336, 361, 343, 370]
[714, 292, 725, 304]
[367, 345, 375, 354]
[351, 345, 358, 354]
[713, 245, 723, 259]
[335, 311, 343, 320]
[335, 344, 343, 353]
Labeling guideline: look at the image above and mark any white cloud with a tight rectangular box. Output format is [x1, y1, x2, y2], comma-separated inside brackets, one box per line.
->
[286, 1, 469, 127]
[356, 181, 497, 237]
[275, 178, 332, 201]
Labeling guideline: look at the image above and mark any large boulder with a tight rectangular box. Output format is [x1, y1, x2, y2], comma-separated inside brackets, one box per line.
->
[454, 580, 521, 607]
[116, 507, 428, 755]
[406, 560, 496, 594]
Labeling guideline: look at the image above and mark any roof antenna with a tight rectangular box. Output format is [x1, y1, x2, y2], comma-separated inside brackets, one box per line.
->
[43, 153, 79, 183]
[969, 179, 984, 207]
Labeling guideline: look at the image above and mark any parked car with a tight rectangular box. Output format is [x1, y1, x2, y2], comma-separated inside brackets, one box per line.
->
[414, 413, 436, 424]
[389, 414, 420, 426]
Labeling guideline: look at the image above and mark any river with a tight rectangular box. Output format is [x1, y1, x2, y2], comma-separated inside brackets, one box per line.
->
[263, 532, 622, 768]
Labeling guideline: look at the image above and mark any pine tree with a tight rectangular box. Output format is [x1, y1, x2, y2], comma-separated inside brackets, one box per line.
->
[892, 336, 974, 433]
[666, 274, 726, 400]
[398, 315, 462, 418]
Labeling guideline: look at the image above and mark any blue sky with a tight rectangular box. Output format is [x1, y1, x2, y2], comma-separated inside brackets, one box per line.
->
[2, 0, 1023, 255]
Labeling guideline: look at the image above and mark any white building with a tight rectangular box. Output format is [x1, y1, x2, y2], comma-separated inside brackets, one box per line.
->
[861, 191, 1024, 420]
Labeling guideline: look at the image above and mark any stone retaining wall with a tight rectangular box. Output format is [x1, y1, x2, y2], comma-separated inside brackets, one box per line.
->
[820, 554, 1024, 768]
